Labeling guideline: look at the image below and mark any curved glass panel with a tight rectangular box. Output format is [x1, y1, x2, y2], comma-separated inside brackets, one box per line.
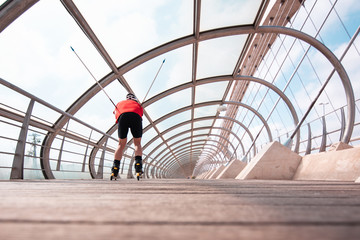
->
[197, 35, 248, 79]
[195, 81, 229, 104]
[124, 45, 193, 103]
[200, 0, 263, 31]
[163, 123, 191, 141]
[194, 105, 218, 119]
[156, 110, 192, 133]
[74, 0, 193, 66]
[145, 88, 192, 120]
[194, 119, 214, 128]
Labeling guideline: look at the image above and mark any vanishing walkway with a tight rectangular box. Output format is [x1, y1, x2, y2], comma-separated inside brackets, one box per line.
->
[0, 179, 360, 239]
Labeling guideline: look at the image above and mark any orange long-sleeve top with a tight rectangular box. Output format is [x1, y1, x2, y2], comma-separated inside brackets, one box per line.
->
[113, 100, 143, 123]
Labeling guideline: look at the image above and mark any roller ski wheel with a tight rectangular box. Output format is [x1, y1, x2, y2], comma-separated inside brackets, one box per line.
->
[110, 173, 117, 181]
[136, 172, 143, 181]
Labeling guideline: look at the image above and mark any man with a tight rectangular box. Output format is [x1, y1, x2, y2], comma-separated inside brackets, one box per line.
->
[111, 93, 143, 180]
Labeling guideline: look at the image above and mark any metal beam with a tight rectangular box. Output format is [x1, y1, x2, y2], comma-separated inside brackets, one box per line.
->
[10, 99, 34, 179]
[0, 0, 39, 33]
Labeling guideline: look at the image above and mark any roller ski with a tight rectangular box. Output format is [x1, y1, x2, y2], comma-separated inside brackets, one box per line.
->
[136, 171, 143, 181]
[134, 157, 143, 181]
[110, 160, 120, 181]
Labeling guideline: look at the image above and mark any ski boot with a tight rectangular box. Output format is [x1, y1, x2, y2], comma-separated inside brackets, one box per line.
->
[110, 160, 120, 180]
[134, 156, 143, 181]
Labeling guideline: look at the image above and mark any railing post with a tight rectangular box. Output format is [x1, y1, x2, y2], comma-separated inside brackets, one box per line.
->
[10, 99, 35, 179]
[305, 123, 312, 155]
[82, 129, 93, 172]
[319, 116, 327, 152]
[96, 137, 108, 179]
[339, 107, 346, 141]
[56, 120, 69, 171]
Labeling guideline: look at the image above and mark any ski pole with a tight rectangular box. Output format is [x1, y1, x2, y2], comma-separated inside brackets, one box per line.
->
[70, 46, 117, 108]
[142, 59, 166, 103]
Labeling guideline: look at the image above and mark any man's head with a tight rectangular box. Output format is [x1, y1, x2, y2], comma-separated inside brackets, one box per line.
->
[126, 93, 137, 101]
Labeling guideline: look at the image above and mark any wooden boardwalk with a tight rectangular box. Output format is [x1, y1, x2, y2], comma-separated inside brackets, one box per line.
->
[0, 179, 360, 239]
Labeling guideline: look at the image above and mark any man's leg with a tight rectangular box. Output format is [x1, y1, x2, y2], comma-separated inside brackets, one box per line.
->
[133, 137, 143, 173]
[133, 137, 142, 157]
[111, 138, 127, 178]
[115, 138, 127, 160]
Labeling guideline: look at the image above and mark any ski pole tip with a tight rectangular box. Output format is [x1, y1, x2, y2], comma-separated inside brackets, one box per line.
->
[70, 46, 75, 51]
[163, 59, 166, 63]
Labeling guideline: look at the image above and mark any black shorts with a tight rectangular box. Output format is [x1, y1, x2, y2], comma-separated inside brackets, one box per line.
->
[117, 112, 143, 139]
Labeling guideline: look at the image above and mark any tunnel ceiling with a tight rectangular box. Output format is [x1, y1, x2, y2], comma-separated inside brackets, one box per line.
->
[0, 0, 308, 178]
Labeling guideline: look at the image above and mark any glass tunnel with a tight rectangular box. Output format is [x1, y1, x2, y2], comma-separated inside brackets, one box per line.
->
[0, 0, 360, 180]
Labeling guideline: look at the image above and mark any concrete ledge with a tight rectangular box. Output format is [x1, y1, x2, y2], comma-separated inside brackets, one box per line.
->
[236, 141, 302, 180]
[209, 166, 225, 179]
[216, 160, 246, 179]
[293, 145, 360, 181]
[328, 142, 353, 152]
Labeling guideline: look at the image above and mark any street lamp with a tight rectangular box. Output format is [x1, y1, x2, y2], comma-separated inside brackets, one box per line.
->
[319, 102, 329, 116]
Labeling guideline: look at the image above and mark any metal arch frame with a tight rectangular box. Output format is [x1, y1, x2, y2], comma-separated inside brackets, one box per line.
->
[160, 142, 228, 178]
[115, 74, 299, 164]
[166, 147, 224, 179]
[142, 116, 247, 161]
[144, 131, 228, 171]
[2, 2, 354, 177]
[149, 126, 241, 166]
[152, 133, 235, 178]
[141, 112, 255, 151]
[167, 151, 202, 178]
[149, 142, 205, 178]
[147, 140, 212, 178]
[199, 26, 354, 142]
[124, 98, 271, 158]
[0, 0, 39, 33]
[163, 144, 204, 165]
[61, 77, 277, 179]
[165, 152, 209, 178]
[191, 153, 215, 177]
[149, 139, 229, 179]
[157, 152, 199, 178]
[217, 116, 256, 154]
[191, 148, 225, 169]
[152, 145, 218, 178]
[138, 100, 268, 163]
[137, 74, 298, 149]
[96, 102, 255, 178]
[103, 76, 233, 140]
[234, 75, 300, 152]
[23, 12, 351, 177]
[193, 151, 224, 176]
[163, 147, 221, 178]
[148, 140, 221, 178]
[224, 100, 273, 141]
[140, 74, 300, 176]
[161, 145, 213, 178]
[149, 126, 241, 161]
[150, 132, 237, 177]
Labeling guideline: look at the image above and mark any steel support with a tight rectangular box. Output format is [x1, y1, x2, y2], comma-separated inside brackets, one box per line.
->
[10, 99, 34, 179]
